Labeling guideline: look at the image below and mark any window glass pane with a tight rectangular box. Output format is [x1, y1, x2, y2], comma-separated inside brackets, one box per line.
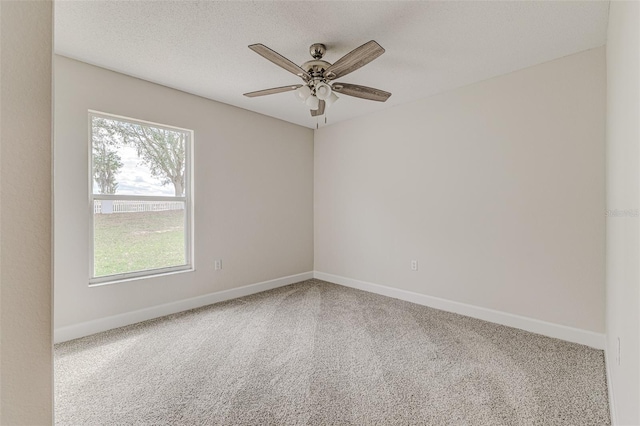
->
[91, 116, 186, 197]
[90, 113, 191, 282]
[93, 200, 186, 278]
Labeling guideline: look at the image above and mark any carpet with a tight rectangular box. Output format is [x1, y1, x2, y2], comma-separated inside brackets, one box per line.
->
[55, 279, 610, 425]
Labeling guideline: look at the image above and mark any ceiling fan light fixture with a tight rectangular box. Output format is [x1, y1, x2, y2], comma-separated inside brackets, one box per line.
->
[294, 85, 312, 102]
[306, 95, 319, 110]
[325, 92, 339, 107]
[315, 82, 332, 100]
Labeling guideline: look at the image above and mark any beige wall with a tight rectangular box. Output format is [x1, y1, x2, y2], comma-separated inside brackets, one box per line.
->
[54, 56, 313, 329]
[605, 1, 640, 424]
[315, 47, 606, 333]
[0, 1, 53, 424]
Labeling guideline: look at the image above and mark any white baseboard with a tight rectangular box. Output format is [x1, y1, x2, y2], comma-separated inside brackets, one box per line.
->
[56, 270, 606, 351]
[54, 271, 314, 343]
[314, 271, 605, 350]
[604, 346, 618, 425]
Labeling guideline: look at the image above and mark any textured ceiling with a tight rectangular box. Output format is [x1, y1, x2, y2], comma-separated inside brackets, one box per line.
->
[54, 1, 609, 129]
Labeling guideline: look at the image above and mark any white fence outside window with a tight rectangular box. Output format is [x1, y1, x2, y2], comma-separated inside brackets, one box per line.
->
[94, 200, 185, 214]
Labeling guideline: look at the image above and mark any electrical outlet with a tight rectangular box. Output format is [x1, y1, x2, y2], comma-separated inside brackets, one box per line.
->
[214, 259, 222, 271]
[617, 337, 621, 365]
[411, 260, 418, 271]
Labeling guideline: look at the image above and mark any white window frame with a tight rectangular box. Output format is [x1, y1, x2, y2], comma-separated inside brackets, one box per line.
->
[88, 110, 194, 285]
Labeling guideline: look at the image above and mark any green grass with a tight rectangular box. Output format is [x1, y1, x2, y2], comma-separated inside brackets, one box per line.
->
[94, 210, 186, 277]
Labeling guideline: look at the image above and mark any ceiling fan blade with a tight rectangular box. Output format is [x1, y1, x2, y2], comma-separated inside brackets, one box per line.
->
[324, 40, 385, 80]
[332, 83, 391, 102]
[310, 100, 326, 117]
[243, 84, 302, 98]
[249, 44, 310, 80]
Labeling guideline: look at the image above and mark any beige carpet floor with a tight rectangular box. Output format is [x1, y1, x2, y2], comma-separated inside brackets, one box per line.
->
[55, 279, 610, 425]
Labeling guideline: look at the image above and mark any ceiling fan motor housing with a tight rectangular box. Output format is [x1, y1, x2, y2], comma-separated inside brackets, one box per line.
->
[302, 60, 332, 77]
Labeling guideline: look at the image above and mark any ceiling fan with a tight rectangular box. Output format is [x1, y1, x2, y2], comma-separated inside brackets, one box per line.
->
[243, 40, 391, 117]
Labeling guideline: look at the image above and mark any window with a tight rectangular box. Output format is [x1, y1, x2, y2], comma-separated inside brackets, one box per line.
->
[89, 111, 193, 284]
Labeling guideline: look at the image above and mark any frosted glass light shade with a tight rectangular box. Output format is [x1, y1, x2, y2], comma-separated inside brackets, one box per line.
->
[294, 85, 312, 102]
[306, 95, 319, 109]
[325, 92, 339, 107]
[315, 82, 332, 100]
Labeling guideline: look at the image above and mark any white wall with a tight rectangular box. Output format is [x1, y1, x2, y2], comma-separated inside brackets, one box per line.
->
[54, 56, 313, 333]
[0, 1, 53, 424]
[315, 48, 606, 336]
[605, 1, 640, 424]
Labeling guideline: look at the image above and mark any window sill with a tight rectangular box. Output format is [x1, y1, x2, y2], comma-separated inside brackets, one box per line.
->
[89, 266, 195, 287]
